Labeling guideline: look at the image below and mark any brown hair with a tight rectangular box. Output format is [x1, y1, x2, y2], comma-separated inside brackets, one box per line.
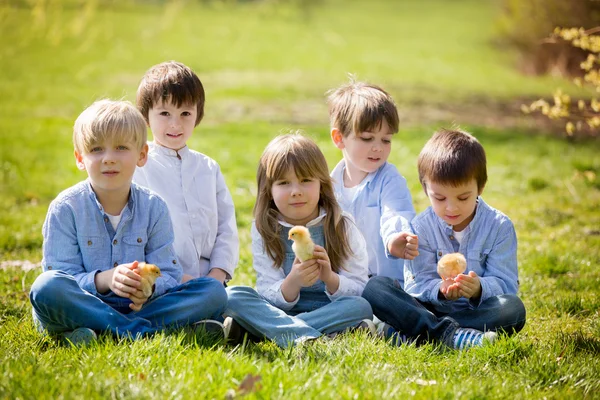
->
[417, 128, 487, 193]
[327, 77, 399, 137]
[73, 100, 147, 154]
[136, 61, 205, 126]
[254, 133, 352, 271]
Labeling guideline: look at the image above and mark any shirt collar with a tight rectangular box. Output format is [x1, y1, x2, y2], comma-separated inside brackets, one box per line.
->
[277, 207, 327, 228]
[150, 141, 190, 158]
[85, 179, 135, 215]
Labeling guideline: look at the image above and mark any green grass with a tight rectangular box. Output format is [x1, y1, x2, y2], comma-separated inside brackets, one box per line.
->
[1, 0, 600, 398]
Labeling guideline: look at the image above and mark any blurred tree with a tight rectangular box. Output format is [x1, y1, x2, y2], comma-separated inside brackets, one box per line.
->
[497, 0, 600, 77]
[522, 27, 600, 138]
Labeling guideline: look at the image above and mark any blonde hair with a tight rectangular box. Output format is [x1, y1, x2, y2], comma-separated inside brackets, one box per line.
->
[73, 100, 147, 154]
[137, 61, 205, 126]
[327, 77, 399, 137]
[254, 133, 352, 271]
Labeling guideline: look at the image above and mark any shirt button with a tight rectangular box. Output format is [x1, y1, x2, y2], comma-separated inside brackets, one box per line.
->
[172, 260, 177, 264]
[113, 239, 118, 245]
[87, 240, 92, 246]
[114, 262, 118, 267]
[449, 236, 455, 240]
[438, 251, 442, 256]
[137, 238, 142, 243]
[47, 266, 53, 270]
[104, 217, 109, 223]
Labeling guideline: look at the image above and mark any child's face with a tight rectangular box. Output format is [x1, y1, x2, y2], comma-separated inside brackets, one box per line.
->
[333, 122, 393, 184]
[425, 178, 480, 232]
[75, 138, 148, 202]
[271, 168, 320, 226]
[147, 100, 197, 150]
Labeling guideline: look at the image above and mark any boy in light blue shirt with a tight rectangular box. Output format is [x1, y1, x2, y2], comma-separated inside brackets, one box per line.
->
[363, 128, 526, 350]
[328, 80, 418, 283]
[29, 100, 227, 344]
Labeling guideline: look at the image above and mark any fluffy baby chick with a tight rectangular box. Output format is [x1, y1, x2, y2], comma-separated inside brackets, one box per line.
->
[288, 226, 315, 262]
[437, 253, 467, 281]
[136, 262, 161, 297]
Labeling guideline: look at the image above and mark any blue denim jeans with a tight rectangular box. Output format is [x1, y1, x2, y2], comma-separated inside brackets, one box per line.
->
[30, 270, 228, 337]
[224, 285, 373, 348]
[362, 276, 526, 346]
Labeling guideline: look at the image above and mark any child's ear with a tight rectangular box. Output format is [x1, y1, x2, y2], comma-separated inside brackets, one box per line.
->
[331, 128, 345, 150]
[74, 150, 86, 171]
[136, 143, 149, 167]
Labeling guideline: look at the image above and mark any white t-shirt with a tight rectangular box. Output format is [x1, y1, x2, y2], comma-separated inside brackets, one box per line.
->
[453, 226, 469, 245]
[133, 142, 239, 279]
[106, 207, 125, 231]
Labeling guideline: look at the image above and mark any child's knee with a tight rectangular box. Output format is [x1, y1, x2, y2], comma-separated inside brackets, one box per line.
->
[30, 270, 72, 305]
[362, 276, 394, 303]
[345, 296, 373, 320]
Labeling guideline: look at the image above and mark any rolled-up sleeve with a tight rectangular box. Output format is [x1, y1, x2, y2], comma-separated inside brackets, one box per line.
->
[208, 167, 239, 279]
[379, 172, 416, 258]
[477, 221, 519, 305]
[252, 224, 299, 310]
[404, 222, 449, 307]
[144, 199, 181, 297]
[325, 216, 369, 299]
[42, 201, 101, 295]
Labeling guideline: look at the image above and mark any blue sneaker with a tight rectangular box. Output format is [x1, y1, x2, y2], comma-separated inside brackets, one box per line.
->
[61, 328, 97, 346]
[377, 322, 410, 346]
[452, 328, 497, 350]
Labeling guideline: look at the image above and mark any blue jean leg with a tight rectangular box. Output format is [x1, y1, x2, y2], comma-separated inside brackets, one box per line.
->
[30, 270, 227, 337]
[295, 296, 373, 335]
[362, 276, 458, 346]
[224, 286, 322, 348]
[447, 294, 526, 334]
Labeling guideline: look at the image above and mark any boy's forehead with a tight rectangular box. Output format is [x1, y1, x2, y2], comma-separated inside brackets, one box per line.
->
[152, 98, 196, 110]
[427, 179, 478, 193]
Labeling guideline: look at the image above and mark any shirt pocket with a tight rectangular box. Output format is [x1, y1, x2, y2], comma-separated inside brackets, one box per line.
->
[122, 233, 148, 263]
[79, 235, 109, 269]
[467, 248, 491, 275]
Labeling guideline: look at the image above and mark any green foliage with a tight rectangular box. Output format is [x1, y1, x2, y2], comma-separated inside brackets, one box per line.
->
[523, 27, 600, 138]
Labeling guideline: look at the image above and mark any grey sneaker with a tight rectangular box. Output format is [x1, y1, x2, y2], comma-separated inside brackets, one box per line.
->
[377, 322, 410, 346]
[452, 328, 497, 350]
[192, 319, 225, 340]
[61, 327, 97, 346]
[356, 319, 378, 336]
[223, 317, 243, 344]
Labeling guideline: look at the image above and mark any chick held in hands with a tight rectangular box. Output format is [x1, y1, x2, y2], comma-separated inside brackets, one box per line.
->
[437, 253, 467, 281]
[288, 226, 315, 262]
[136, 262, 161, 297]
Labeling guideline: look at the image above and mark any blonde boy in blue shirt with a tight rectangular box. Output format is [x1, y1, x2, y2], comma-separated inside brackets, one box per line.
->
[328, 80, 418, 284]
[363, 128, 526, 349]
[29, 100, 227, 345]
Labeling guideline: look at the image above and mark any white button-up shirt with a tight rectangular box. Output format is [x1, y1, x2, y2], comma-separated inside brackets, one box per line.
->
[253, 210, 369, 310]
[331, 160, 416, 283]
[133, 142, 239, 279]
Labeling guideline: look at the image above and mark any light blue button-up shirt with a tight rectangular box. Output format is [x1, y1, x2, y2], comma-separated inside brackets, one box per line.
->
[41, 180, 182, 298]
[404, 197, 519, 314]
[331, 160, 416, 283]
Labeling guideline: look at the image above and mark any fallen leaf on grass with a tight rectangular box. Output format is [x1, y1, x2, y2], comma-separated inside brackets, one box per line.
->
[225, 373, 262, 399]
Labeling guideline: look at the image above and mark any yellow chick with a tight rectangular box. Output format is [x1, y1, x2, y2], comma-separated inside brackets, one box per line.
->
[136, 262, 161, 297]
[437, 253, 467, 281]
[288, 226, 315, 262]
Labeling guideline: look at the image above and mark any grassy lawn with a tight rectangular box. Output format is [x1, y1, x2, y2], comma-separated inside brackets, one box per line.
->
[1, 0, 599, 398]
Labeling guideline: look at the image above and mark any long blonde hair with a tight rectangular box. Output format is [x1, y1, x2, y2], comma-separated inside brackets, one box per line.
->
[254, 133, 352, 272]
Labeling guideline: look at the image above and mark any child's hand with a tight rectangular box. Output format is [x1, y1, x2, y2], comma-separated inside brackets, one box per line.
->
[388, 232, 419, 260]
[440, 279, 461, 301]
[313, 245, 333, 283]
[454, 271, 482, 300]
[291, 257, 321, 288]
[313, 245, 340, 294]
[110, 261, 143, 298]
